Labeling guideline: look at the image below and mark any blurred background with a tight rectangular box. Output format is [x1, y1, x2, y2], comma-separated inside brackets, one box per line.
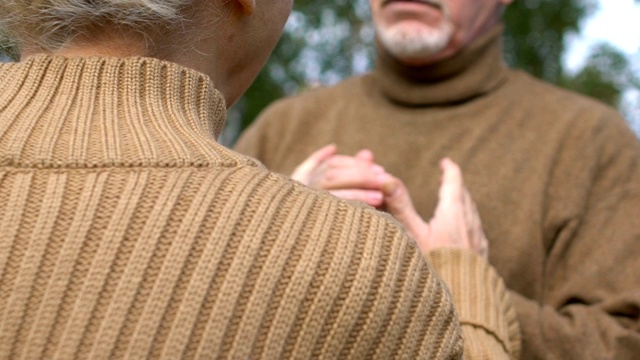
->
[222, 0, 640, 145]
[2, 0, 638, 143]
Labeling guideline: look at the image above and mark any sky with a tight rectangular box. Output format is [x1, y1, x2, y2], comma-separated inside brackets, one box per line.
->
[564, 0, 640, 72]
[564, 0, 640, 134]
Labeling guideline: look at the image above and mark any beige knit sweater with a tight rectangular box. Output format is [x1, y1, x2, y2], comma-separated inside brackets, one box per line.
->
[0, 55, 516, 359]
[236, 25, 640, 359]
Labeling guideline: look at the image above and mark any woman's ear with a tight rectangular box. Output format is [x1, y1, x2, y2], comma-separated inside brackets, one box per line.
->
[236, 0, 256, 15]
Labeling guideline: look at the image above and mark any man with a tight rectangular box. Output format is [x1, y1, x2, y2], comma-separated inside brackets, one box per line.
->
[0, 0, 522, 357]
[235, 0, 640, 358]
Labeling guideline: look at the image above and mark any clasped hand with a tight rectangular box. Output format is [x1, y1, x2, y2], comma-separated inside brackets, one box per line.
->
[291, 144, 488, 260]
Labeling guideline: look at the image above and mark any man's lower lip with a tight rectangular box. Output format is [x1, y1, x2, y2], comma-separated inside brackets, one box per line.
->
[382, 0, 441, 8]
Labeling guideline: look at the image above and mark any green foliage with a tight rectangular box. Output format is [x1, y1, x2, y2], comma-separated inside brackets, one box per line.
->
[230, 0, 637, 143]
[502, 1, 639, 111]
[231, 0, 374, 137]
[561, 43, 640, 106]
[1, 1, 636, 138]
[503, 0, 596, 82]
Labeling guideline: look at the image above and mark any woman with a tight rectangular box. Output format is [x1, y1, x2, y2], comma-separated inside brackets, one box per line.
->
[0, 0, 518, 358]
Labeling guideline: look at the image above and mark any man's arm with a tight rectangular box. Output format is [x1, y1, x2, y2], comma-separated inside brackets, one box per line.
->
[511, 182, 640, 358]
[502, 113, 640, 359]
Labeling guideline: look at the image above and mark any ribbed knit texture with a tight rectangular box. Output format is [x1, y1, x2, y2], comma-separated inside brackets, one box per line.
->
[236, 25, 640, 359]
[425, 250, 520, 360]
[0, 55, 465, 359]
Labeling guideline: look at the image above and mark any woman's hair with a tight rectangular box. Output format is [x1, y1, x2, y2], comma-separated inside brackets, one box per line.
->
[0, 0, 192, 51]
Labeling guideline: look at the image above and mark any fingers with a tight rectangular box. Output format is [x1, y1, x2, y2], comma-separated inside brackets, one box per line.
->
[380, 176, 412, 216]
[355, 149, 374, 163]
[380, 175, 428, 245]
[440, 158, 463, 185]
[314, 159, 385, 190]
[429, 158, 489, 260]
[330, 189, 384, 207]
[291, 144, 337, 184]
[294, 147, 386, 191]
[316, 154, 382, 172]
[290, 146, 389, 208]
[437, 157, 464, 205]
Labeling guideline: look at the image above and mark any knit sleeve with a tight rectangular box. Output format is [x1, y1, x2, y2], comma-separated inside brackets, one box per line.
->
[424, 249, 521, 359]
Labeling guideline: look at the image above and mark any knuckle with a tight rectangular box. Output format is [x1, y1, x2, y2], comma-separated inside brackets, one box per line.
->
[323, 169, 337, 183]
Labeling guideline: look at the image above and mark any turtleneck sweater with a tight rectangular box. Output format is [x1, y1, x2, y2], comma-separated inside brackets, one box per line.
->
[0, 55, 476, 359]
[235, 25, 640, 359]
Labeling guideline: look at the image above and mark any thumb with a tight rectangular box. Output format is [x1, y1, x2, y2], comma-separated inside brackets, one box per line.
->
[381, 175, 425, 237]
[437, 158, 464, 207]
[291, 144, 337, 184]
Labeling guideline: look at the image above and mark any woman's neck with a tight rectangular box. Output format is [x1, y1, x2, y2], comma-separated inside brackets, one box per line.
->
[20, 31, 154, 61]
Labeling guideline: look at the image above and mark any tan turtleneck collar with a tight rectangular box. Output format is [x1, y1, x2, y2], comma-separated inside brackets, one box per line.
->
[373, 26, 508, 106]
[0, 55, 250, 168]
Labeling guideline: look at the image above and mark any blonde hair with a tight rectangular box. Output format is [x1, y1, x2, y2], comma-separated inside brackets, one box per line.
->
[0, 0, 191, 51]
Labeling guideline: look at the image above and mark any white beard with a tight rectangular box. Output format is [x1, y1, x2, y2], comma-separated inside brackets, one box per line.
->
[375, 17, 453, 63]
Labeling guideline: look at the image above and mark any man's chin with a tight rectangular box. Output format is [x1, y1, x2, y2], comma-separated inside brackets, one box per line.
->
[376, 23, 453, 65]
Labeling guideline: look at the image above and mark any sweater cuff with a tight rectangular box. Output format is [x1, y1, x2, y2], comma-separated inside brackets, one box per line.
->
[424, 248, 521, 359]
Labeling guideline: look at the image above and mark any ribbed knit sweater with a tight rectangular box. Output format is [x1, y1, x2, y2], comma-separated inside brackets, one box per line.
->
[236, 26, 640, 359]
[0, 55, 476, 359]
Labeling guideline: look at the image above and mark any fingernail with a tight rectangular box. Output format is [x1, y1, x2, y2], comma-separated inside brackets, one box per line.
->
[381, 181, 397, 196]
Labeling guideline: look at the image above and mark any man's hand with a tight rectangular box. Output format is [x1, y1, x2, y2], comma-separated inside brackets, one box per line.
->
[381, 158, 488, 260]
[291, 147, 487, 258]
[291, 144, 387, 207]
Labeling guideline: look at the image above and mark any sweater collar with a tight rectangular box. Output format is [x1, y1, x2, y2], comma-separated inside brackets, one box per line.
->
[373, 25, 507, 106]
[0, 55, 246, 167]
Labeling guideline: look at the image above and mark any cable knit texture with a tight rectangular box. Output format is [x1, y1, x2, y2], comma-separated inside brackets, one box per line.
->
[0, 55, 467, 359]
[235, 25, 640, 359]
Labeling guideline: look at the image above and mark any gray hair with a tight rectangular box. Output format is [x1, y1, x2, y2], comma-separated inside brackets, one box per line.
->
[0, 0, 192, 51]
